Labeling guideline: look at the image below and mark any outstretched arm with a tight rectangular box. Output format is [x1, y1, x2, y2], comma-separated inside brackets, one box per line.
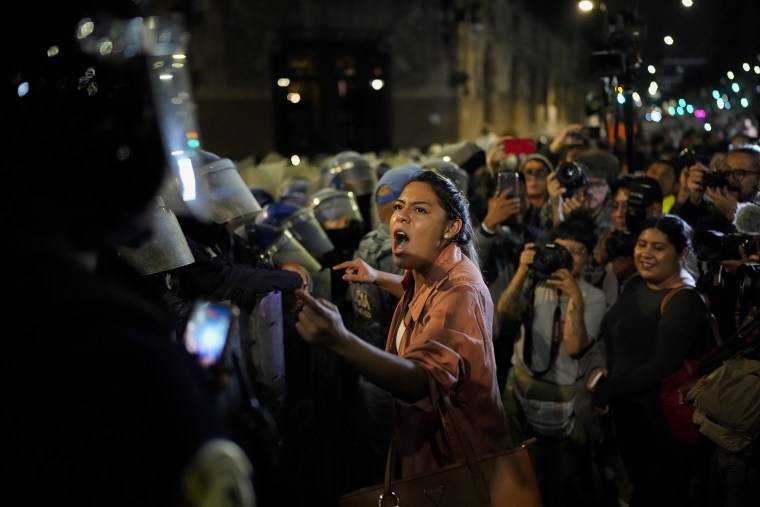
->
[334, 258, 404, 299]
[294, 289, 428, 402]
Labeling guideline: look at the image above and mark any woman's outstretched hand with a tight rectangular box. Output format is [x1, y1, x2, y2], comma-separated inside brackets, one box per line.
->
[294, 289, 349, 350]
[334, 258, 378, 284]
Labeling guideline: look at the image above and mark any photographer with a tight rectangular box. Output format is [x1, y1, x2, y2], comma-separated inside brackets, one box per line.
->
[672, 144, 760, 231]
[540, 122, 591, 167]
[496, 210, 607, 507]
[546, 148, 619, 237]
[701, 201, 760, 507]
[595, 176, 663, 307]
[674, 144, 760, 340]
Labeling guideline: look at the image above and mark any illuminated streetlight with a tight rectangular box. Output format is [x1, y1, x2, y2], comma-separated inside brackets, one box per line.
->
[664, 35, 674, 45]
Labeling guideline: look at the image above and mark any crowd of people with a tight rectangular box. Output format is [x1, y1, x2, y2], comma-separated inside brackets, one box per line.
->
[6, 2, 760, 507]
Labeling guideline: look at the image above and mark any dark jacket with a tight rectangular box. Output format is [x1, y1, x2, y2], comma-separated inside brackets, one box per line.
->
[3, 251, 223, 506]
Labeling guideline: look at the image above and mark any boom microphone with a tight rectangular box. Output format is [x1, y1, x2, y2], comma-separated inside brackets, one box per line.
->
[735, 202, 760, 234]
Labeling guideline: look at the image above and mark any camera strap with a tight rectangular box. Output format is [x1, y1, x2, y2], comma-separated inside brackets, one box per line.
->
[523, 281, 562, 378]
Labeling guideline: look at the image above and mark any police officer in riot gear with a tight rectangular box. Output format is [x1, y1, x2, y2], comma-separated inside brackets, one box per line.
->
[1, 2, 255, 505]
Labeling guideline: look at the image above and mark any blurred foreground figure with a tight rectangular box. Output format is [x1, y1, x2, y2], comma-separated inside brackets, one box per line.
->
[0, 2, 255, 505]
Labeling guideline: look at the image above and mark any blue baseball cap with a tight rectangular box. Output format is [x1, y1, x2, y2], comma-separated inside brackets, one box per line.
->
[375, 163, 422, 204]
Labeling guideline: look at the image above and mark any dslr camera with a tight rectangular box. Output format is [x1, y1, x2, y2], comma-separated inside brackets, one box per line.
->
[605, 177, 662, 260]
[556, 161, 590, 198]
[626, 178, 660, 232]
[701, 170, 730, 189]
[605, 230, 636, 259]
[694, 229, 760, 261]
[676, 147, 710, 170]
[531, 242, 573, 279]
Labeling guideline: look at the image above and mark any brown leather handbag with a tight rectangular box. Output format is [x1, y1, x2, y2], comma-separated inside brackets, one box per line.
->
[339, 391, 543, 507]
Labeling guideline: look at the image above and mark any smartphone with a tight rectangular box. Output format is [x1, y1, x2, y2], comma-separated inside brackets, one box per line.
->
[183, 300, 239, 370]
[497, 171, 520, 197]
[502, 138, 537, 155]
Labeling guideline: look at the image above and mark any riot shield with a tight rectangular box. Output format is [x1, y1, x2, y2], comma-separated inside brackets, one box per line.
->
[243, 291, 286, 412]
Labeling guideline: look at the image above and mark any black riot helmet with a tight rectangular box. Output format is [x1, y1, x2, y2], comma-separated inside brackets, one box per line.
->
[1, 1, 212, 249]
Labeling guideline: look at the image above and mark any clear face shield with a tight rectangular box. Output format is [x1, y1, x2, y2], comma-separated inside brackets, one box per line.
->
[256, 205, 335, 260]
[310, 189, 364, 230]
[77, 13, 214, 222]
[247, 223, 322, 273]
[198, 157, 262, 226]
[116, 196, 195, 275]
[328, 160, 377, 197]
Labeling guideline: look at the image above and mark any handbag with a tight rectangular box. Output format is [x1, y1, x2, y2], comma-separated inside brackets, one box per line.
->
[338, 389, 542, 507]
[658, 286, 722, 446]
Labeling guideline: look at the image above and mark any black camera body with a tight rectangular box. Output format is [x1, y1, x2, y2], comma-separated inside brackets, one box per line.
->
[531, 242, 573, 279]
[676, 147, 711, 170]
[694, 229, 760, 261]
[701, 170, 730, 189]
[571, 126, 601, 142]
[556, 161, 590, 198]
[626, 178, 659, 232]
[605, 230, 636, 259]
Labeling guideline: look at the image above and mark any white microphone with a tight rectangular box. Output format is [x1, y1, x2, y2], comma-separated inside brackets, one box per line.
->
[735, 202, 760, 234]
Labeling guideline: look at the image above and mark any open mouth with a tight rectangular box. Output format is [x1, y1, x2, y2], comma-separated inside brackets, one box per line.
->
[393, 230, 409, 253]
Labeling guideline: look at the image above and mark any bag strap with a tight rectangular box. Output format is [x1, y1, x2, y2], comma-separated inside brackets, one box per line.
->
[523, 279, 562, 377]
[660, 285, 724, 376]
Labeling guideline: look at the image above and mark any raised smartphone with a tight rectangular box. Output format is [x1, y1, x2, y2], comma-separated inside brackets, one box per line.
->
[183, 300, 239, 370]
[502, 138, 537, 155]
[497, 171, 520, 197]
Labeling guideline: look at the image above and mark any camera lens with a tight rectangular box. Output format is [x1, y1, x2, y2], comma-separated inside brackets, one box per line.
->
[531, 243, 573, 278]
[556, 161, 589, 197]
[606, 230, 635, 259]
[557, 162, 577, 183]
[694, 230, 758, 261]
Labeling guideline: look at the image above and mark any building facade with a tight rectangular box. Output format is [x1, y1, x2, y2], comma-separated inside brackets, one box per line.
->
[189, 0, 597, 160]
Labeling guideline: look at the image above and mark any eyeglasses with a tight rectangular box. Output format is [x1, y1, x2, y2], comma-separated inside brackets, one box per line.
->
[720, 166, 760, 181]
[523, 168, 548, 178]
